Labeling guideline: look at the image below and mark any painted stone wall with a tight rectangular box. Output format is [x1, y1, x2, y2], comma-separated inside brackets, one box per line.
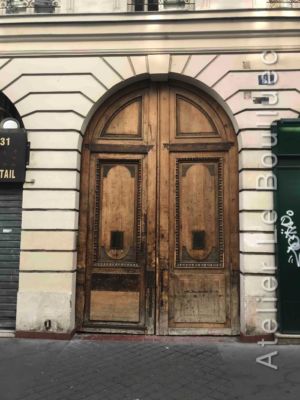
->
[0, 52, 299, 335]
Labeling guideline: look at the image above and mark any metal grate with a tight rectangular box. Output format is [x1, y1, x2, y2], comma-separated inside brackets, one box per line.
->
[268, 0, 300, 7]
[132, 0, 159, 11]
[192, 231, 205, 250]
[0, 184, 22, 330]
[110, 231, 124, 251]
[128, 0, 195, 11]
[0, 0, 60, 13]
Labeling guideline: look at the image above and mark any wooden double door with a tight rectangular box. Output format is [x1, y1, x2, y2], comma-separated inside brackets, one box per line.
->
[77, 81, 239, 335]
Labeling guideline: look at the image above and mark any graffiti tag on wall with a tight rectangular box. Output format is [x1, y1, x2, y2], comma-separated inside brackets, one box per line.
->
[280, 210, 300, 267]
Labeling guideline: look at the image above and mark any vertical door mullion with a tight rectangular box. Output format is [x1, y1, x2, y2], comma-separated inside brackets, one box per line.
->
[157, 84, 171, 335]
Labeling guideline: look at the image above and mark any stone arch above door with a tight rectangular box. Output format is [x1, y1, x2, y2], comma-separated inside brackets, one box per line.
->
[82, 77, 237, 146]
[80, 55, 239, 138]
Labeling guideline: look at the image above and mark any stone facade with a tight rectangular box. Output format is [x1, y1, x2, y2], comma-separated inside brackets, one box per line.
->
[0, 8, 299, 337]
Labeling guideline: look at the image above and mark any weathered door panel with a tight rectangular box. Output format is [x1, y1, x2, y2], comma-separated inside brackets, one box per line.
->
[163, 153, 231, 332]
[84, 154, 152, 332]
[78, 81, 239, 335]
[170, 273, 226, 324]
[80, 83, 157, 334]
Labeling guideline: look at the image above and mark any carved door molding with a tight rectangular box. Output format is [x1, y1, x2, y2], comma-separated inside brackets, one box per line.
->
[76, 80, 239, 335]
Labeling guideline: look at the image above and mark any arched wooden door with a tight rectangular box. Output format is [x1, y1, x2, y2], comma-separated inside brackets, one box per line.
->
[76, 81, 239, 335]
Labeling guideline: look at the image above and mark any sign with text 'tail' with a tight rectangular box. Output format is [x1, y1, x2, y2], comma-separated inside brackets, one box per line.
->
[0, 129, 29, 183]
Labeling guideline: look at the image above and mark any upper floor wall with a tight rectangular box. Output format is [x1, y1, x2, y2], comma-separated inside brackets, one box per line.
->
[1, 0, 300, 15]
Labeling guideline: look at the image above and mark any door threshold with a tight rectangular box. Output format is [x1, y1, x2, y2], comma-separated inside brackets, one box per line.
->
[0, 330, 15, 338]
[74, 333, 239, 343]
[79, 327, 149, 335]
[276, 332, 300, 344]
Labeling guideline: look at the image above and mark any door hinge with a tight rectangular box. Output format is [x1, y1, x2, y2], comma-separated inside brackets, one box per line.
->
[141, 213, 148, 256]
[231, 269, 240, 285]
[160, 269, 168, 308]
[146, 270, 155, 318]
[147, 270, 155, 288]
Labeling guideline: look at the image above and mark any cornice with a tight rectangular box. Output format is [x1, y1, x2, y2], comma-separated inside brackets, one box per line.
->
[1, 9, 300, 24]
[0, 9, 300, 56]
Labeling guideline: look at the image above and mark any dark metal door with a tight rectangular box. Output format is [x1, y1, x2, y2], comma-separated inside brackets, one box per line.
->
[276, 165, 300, 332]
[274, 120, 300, 333]
[0, 184, 22, 329]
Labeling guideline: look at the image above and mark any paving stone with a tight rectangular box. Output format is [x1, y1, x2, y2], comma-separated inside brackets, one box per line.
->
[0, 339, 300, 399]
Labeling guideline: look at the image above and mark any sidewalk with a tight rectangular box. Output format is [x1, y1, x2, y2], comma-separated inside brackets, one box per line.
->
[0, 336, 299, 400]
